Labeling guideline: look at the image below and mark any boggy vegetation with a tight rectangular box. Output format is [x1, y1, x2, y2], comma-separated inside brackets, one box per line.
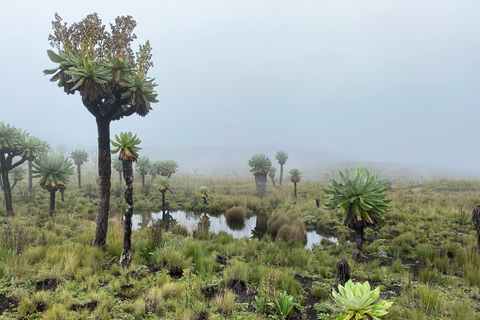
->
[0, 167, 480, 319]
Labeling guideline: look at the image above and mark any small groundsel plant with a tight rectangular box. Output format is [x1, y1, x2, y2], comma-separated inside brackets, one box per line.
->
[332, 280, 392, 320]
[267, 291, 301, 319]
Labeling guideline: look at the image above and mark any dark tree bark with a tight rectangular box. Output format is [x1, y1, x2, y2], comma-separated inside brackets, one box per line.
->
[93, 118, 112, 248]
[160, 189, 166, 209]
[315, 198, 320, 208]
[118, 170, 122, 183]
[254, 173, 267, 198]
[49, 190, 56, 218]
[11, 180, 18, 190]
[352, 226, 364, 261]
[28, 161, 33, 192]
[141, 174, 145, 187]
[279, 164, 284, 186]
[270, 176, 276, 187]
[77, 163, 82, 188]
[1, 169, 13, 216]
[293, 182, 297, 199]
[119, 160, 134, 268]
[472, 205, 480, 251]
[337, 260, 350, 285]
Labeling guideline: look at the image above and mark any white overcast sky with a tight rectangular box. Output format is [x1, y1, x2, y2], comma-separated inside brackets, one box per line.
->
[1, 0, 479, 173]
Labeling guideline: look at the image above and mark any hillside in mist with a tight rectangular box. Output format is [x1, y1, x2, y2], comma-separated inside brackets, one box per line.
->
[67, 145, 478, 184]
[142, 146, 479, 184]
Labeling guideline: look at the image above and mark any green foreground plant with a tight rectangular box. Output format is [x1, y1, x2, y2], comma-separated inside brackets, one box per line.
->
[332, 280, 392, 320]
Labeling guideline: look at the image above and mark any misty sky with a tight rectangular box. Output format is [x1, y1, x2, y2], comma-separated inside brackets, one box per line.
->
[1, 1, 479, 173]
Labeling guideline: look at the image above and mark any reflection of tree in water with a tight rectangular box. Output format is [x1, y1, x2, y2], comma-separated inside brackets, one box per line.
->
[139, 212, 152, 230]
[160, 209, 177, 230]
[251, 214, 268, 239]
[226, 218, 245, 231]
[196, 213, 211, 233]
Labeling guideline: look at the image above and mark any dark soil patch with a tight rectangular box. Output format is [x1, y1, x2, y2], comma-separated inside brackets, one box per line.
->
[294, 274, 316, 289]
[35, 278, 60, 291]
[169, 267, 183, 279]
[191, 311, 209, 320]
[226, 279, 246, 295]
[403, 259, 426, 279]
[71, 300, 98, 312]
[201, 284, 219, 300]
[304, 292, 321, 320]
[216, 255, 227, 266]
[0, 294, 17, 315]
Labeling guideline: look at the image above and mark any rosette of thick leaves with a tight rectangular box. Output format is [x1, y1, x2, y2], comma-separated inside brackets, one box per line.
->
[332, 280, 393, 320]
[247, 154, 272, 175]
[120, 75, 158, 117]
[324, 168, 390, 228]
[111, 132, 142, 162]
[199, 186, 210, 199]
[32, 152, 74, 191]
[156, 176, 170, 191]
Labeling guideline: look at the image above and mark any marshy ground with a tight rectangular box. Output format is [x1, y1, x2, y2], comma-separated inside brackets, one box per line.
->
[0, 168, 479, 319]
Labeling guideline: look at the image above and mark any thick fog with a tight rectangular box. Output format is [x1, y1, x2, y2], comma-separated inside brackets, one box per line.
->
[2, 0, 480, 174]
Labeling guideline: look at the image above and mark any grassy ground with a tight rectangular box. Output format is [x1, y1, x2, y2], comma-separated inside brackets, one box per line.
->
[1, 167, 480, 319]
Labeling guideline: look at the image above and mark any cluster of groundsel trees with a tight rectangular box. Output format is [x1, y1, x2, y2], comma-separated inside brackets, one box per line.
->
[44, 13, 158, 248]
[0, 122, 49, 216]
[247, 151, 303, 199]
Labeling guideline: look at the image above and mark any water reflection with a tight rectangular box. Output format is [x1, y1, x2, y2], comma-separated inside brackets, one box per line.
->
[131, 211, 337, 249]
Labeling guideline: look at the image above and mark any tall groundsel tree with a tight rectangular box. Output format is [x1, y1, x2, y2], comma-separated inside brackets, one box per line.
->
[32, 152, 74, 217]
[44, 13, 158, 247]
[135, 156, 151, 187]
[248, 154, 272, 198]
[111, 132, 141, 268]
[275, 151, 288, 186]
[289, 168, 302, 199]
[324, 168, 390, 260]
[157, 176, 170, 209]
[22, 135, 49, 193]
[70, 149, 89, 188]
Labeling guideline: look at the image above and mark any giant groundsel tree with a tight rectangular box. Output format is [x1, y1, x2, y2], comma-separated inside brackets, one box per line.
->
[44, 13, 158, 247]
[324, 168, 390, 260]
[32, 152, 74, 217]
[289, 168, 302, 199]
[275, 151, 288, 186]
[70, 149, 89, 188]
[248, 154, 272, 198]
[111, 132, 141, 268]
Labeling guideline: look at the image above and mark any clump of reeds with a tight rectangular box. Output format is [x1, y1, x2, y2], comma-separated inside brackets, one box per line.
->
[277, 218, 307, 245]
[225, 206, 247, 223]
[267, 212, 290, 238]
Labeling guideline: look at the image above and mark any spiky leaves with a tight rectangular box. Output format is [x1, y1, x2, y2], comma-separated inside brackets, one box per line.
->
[32, 152, 74, 192]
[44, 14, 158, 117]
[70, 149, 89, 166]
[324, 168, 390, 229]
[135, 156, 151, 176]
[158, 160, 178, 178]
[268, 167, 276, 179]
[289, 169, 302, 183]
[275, 151, 288, 186]
[111, 132, 141, 162]
[248, 154, 272, 176]
[156, 176, 170, 192]
[275, 151, 288, 165]
[199, 186, 210, 200]
[248, 154, 271, 198]
[20, 135, 49, 162]
[332, 280, 392, 320]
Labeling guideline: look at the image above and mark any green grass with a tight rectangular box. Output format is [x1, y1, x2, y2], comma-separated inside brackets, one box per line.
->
[1, 168, 480, 319]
